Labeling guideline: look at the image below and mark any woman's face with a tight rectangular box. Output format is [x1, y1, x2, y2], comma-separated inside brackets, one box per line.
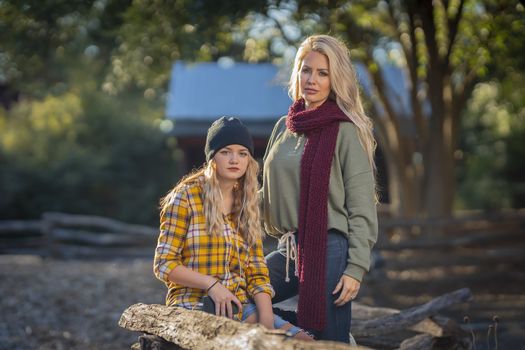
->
[213, 144, 250, 183]
[299, 51, 331, 110]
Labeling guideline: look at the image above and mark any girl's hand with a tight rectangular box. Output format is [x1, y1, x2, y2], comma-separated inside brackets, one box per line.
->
[332, 274, 360, 306]
[207, 281, 243, 318]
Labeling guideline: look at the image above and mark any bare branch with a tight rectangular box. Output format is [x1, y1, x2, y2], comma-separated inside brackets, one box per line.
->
[267, 11, 296, 47]
[404, 1, 428, 146]
[444, 0, 466, 70]
[418, 1, 445, 130]
[363, 54, 401, 135]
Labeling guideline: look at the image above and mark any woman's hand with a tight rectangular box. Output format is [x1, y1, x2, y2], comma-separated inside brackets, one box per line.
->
[207, 281, 243, 319]
[332, 274, 360, 306]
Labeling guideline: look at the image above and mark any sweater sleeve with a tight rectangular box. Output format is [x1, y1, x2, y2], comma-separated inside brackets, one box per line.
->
[260, 116, 287, 218]
[338, 123, 378, 282]
[263, 116, 287, 162]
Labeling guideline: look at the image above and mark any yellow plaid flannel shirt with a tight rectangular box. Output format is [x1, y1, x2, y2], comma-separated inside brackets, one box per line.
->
[154, 181, 274, 309]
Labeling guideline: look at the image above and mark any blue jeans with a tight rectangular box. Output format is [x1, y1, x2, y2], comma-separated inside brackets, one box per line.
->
[265, 229, 352, 343]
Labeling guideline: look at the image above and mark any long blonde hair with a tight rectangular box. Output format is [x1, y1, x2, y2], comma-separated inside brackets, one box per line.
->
[160, 156, 262, 246]
[289, 35, 377, 174]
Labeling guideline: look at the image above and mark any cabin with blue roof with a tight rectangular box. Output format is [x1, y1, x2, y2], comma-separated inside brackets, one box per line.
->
[165, 60, 292, 170]
[165, 60, 408, 194]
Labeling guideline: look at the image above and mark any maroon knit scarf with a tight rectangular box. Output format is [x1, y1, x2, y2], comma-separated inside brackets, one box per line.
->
[286, 98, 349, 331]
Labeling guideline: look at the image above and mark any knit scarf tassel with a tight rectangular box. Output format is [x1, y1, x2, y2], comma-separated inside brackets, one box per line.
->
[286, 98, 349, 331]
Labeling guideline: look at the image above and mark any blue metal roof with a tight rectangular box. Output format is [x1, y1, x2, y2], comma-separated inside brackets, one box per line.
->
[166, 61, 292, 121]
[165, 60, 418, 137]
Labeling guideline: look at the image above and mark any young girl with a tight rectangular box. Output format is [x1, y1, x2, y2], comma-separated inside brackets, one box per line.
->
[154, 116, 311, 340]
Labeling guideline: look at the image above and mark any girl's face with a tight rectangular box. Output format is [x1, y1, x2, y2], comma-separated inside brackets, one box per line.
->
[213, 144, 250, 183]
[299, 51, 331, 110]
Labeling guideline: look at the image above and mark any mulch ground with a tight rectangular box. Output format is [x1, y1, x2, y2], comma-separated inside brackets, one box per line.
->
[0, 255, 165, 350]
[1, 247, 524, 350]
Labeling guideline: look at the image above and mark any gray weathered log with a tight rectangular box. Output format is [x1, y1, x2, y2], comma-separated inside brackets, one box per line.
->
[0, 220, 42, 233]
[378, 230, 523, 251]
[351, 288, 472, 337]
[119, 303, 361, 350]
[382, 247, 525, 269]
[353, 303, 443, 337]
[52, 228, 155, 246]
[136, 334, 183, 350]
[397, 334, 434, 350]
[48, 244, 154, 259]
[42, 212, 157, 236]
[378, 208, 525, 229]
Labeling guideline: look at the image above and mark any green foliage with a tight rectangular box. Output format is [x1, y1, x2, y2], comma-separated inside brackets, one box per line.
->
[1, 0, 524, 222]
[0, 0, 276, 223]
[0, 88, 179, 224]
[0, 0, 130, 97]
[104, 0, 269, 95]
[456, 75, 525, 210]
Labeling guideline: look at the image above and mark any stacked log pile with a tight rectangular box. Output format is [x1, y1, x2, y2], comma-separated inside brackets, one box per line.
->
[119, 288, 473, 350]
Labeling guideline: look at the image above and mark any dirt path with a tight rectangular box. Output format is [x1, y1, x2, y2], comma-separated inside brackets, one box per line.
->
[0, 255, 165, 350]
[1, 250, 524, 350]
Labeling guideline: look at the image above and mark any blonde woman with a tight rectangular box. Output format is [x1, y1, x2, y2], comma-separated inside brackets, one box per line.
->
[154, 117, 311, 340]
[262, 35, 378, 342]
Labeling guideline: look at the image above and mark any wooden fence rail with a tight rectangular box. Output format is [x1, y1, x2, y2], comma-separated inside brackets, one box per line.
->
[0, 212, 158, 258]
[1, 209, 524, 259]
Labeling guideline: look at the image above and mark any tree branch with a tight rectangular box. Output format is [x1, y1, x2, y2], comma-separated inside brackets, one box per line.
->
[403, 1, 428, 146]
[267, 10, 296, 47]
[363, 53, 403, 138]
[418, 1, 445, 132]
[444, 0, 466, 70]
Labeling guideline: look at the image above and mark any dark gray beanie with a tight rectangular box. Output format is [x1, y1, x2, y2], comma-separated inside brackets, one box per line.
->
[205, 117, 254, 161]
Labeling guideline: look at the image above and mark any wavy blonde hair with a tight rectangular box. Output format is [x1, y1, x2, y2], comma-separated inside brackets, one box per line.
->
[289, 35, 377, 174]
[160, 156, 262, 247]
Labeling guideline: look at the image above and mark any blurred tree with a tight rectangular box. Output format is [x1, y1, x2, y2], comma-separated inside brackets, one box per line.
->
[0, 0, 133, 104]
[104, 0, 270, 96]
[254, 0, 525, 217]
[0, 0, 275, 223]
[2, 0, 524, 222]
[0, 87, 179, 224]
[457, 73, 525, 210]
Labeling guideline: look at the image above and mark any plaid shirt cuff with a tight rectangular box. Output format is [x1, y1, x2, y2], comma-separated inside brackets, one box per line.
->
[157, 260, 181, 283]
[247, 283, 274, 299]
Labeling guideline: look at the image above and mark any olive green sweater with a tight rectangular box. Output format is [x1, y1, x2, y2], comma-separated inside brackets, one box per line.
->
[262, 116, 378, 282]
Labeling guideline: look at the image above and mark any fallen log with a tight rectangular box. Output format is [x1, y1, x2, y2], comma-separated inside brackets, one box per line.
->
[118, 303, 360, 350]
[397, 334, 434, 350]
[352, 303, 443, 337]
[377, 230, 523, 251]
[351, 288, 472, 338]
[0, 220, 42, 233]
[42, 212, 157, 236]
[119, 288, 472, 350]
[52, 228, 155, 246]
